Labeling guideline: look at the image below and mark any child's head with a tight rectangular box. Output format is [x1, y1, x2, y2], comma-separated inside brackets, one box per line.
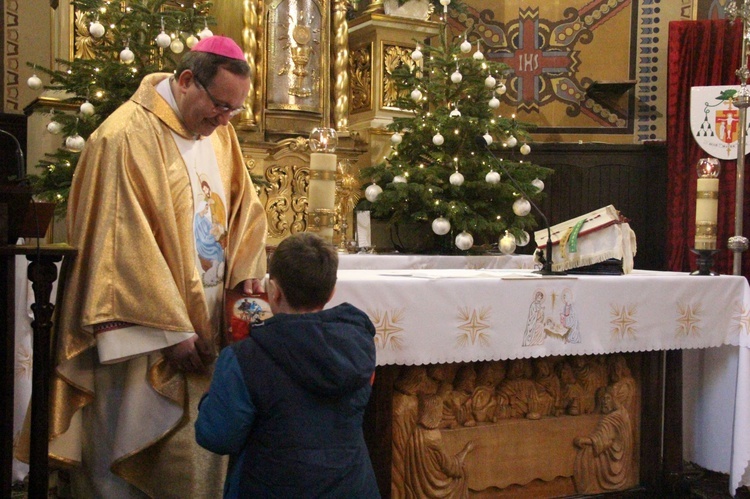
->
[268, 232, 338, 311]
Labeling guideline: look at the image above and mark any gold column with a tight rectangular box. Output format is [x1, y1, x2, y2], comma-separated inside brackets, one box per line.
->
[238, 0, 259, 129]
[333, 0, 351, 135]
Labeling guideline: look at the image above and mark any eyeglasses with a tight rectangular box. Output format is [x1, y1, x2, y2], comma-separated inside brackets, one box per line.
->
[193, 75, 246, 118]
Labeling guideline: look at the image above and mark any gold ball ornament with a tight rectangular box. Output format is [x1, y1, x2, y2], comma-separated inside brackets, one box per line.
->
[170, 38, 185, 54]
[186, 35, 199, 48]
[499, 231, 517, 255]
[520, 143, 531, 155]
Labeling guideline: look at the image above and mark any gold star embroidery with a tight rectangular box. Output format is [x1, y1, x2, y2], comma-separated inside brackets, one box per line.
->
[610, 303, 637, 340]
[731, 301, 750, 336]
[675, 301, 703, 338]
[457, 306, 491, 347]
[368, 308, 405, 350]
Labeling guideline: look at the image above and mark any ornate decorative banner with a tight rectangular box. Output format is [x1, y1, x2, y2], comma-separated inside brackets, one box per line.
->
[690, 85, 750, 160]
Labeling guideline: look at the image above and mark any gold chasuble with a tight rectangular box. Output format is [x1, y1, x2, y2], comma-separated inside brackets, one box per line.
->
[43, 73, 267, 497]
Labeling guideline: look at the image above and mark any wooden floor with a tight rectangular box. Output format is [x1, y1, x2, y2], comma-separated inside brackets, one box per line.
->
[10, 462, 750, 498]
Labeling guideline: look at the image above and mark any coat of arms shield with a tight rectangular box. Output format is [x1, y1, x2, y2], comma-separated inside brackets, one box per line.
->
[691, 85, 750, 160]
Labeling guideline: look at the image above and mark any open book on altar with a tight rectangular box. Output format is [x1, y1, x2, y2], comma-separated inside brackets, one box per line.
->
[534, 205, 637, 274]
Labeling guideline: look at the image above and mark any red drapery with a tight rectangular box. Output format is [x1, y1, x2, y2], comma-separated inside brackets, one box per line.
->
[666, 20, 750, 276]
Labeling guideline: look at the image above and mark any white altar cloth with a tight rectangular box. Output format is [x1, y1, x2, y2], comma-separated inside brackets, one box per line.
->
[338, 253, 536, 270]
[327, 269, 750, 494]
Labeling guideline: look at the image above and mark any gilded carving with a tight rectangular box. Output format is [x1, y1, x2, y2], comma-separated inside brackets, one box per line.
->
[382, 44, 415, 109]
[349, 45, 372, 113]
[263, 158, 309, 238]
[391, 354, 641, 497]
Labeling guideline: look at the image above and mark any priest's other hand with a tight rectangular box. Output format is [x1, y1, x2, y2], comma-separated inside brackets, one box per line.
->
[163, 335, 211, 373]
[242, 278, 265, 294]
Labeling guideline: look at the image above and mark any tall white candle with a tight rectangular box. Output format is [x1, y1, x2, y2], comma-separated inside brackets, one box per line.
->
[695, 177, 719, 250]
[308, 152, 337, 242]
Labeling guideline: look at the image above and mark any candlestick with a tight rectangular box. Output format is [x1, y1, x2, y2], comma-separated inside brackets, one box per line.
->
[694, 157, 721, 250]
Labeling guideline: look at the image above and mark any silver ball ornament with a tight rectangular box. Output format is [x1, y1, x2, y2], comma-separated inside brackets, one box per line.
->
[393, 175, 407, 184]
[496, 82, 507, 95]
[531, 178, 545, 192]
[432, 217, 451, 235]
[432, 133, 444, 146]
[506, 136, 518, 148]
[365, 183, 382, 202]
[512, 198, 532, 217]
[89, 21, 105, 39]
[120, 47, 135, 64]
[517, 230, 531, 247]
[27, 74, 42, 90]
[199, 27, 214, 39]
[47, 121, 63, 135]
[391, 132, 403, 145]
[455, 231, 474, 251]
[482, 132, 493, 145]
[411, 89, 423, 102]
[449, 171, 464, 186]
[439, 0, 450, 5]
[80, 101, 95, 116]
[489, 97, 500, 109]
[156, 31, 172, 49]
[520, 143, 531, 155]
[451, 70, 463, 83]
[485, 170, 500, 184]
[449, 109, 461, 118]
[65, 134, 86, 152]
[473, 50, 484, 61]
[460, 40, 472, 53]
[499, 232, 517, 255]
[485, 74, 496, 88]
[411, 46, 423, 62]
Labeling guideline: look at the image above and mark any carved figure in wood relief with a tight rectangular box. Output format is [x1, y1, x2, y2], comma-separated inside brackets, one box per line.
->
[522, 290, 546, 346]
[392, 366, 439, 499]
[533, 357, 562, 417]
[608, 354, 638, 421]
[572, 356, 608, 414]
[404, 394, 474, 498]
[469, 361, 505, 424]
[443, 365, 477, 428]
[573, 386, 635, 494]
[496, 359, 541, 420]
[557, 360, 584, 416]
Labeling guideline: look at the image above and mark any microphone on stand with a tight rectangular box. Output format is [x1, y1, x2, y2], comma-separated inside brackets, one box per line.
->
[0, 128, 26, 182]
[475, 135, 564, 275]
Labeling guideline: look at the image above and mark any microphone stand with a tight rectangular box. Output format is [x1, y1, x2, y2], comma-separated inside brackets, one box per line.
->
[0, 128, 25, 182]
[476, 136, 565, 275]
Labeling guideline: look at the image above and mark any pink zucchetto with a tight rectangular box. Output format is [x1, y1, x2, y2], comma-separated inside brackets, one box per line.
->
[190, 35, 245, 61]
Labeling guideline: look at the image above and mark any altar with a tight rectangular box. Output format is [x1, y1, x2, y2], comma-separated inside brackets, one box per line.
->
[326, 267, 750, 496]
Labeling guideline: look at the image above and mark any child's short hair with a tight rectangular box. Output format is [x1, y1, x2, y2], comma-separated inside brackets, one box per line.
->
[269, 232, 338, 309]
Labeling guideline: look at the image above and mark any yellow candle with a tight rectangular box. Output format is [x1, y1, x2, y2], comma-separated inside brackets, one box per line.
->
[695, 177, 719, 250]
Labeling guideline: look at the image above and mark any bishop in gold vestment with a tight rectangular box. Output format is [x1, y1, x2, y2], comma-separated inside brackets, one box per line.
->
[37, 45, 267, 497]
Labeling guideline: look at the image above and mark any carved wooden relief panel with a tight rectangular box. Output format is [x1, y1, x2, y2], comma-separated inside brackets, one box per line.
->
[349, 43, 373, 114]
[391, 353, 640, 497]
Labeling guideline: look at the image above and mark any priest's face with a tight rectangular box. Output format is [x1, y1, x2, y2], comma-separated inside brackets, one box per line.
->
[182, 68, 250, 137]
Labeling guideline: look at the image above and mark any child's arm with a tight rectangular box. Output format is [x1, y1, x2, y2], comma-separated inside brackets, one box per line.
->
[195, 347, 256, 455]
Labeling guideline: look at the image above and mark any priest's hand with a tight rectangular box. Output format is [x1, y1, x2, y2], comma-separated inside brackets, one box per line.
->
[163, 335, 211, 373]
[242, 278, 265, 294]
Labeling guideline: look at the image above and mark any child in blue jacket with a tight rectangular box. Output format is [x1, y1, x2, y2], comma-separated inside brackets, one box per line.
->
[195, 232, 380, 498]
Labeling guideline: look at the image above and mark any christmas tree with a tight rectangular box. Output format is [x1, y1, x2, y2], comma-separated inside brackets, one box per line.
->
[359, 7, 551, 254]
[26, 0, 213, 215]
